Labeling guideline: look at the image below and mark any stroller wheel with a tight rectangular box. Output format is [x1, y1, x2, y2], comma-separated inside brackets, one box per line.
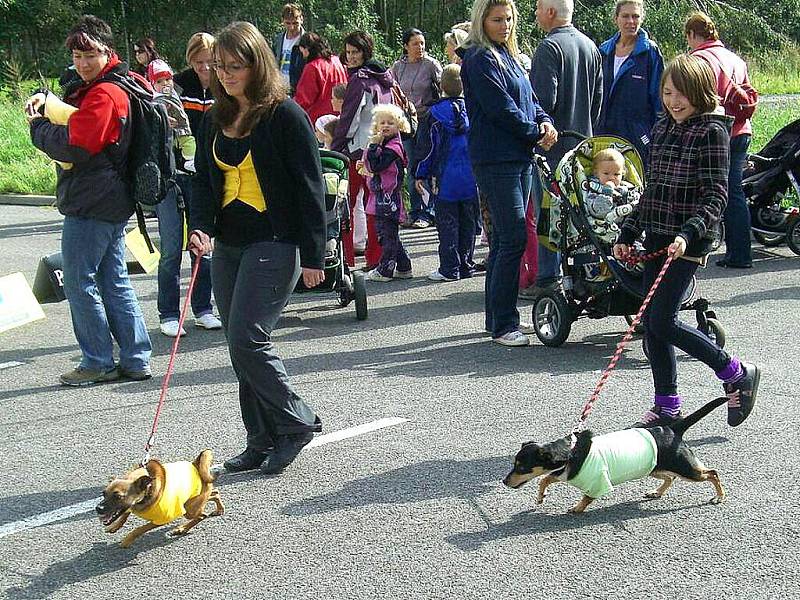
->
[752, 230, 785, 247]
[701, 317, 726, 349]
[353, 271, 368, 320]
[787, 219, 800, 256]
[338, 274, 354, 307]
[532, 291, 572, 347]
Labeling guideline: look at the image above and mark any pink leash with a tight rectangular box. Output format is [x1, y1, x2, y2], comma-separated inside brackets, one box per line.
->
[141, 257, 203, 466]
[571, 247, 672, 434]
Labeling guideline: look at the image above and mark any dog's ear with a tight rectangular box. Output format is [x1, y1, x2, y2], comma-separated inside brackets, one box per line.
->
[132, 474, 152, 493]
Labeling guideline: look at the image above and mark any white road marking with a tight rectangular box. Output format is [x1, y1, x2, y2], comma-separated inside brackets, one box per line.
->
[0, 417, 409, 540]
[0, 361, 24, 370]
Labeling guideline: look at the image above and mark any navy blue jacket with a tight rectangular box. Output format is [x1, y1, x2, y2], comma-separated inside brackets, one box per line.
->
[414, 97, 477, 202]
[597, 30, 663, 164]
[460, 44, 551, 166]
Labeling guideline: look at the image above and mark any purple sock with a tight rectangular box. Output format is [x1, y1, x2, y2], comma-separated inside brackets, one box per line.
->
[654, 394, 682, 417]
[716, 357, 743, 384]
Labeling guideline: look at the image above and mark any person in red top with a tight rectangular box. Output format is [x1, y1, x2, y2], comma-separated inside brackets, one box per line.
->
[686, 11, 755, 269]
[294, 32, 347, 123]
[27, 14, 152, 386]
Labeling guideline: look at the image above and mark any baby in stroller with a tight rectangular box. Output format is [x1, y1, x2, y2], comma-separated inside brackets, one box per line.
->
[581, 148, 641, 281]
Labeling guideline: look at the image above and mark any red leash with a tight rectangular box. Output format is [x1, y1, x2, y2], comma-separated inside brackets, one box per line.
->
[141, 257, 203, 466]
[571, 247, 672, 434]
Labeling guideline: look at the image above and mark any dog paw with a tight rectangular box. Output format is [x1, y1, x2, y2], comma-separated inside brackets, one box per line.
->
[709, 495, 725, 505]
[567, 506, 585, 514]
[169, 527, 187, 536]
[536, 494, 547, 505]
[645, 491, 663, 499]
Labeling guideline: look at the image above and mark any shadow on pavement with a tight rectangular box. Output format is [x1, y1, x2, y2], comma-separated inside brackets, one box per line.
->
[4, 537, 176, 599]
[281, 455, 511, 516]
[0, 487, 100, 527]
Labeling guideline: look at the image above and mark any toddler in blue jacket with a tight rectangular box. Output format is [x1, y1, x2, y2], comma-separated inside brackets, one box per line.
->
[414, 64, 479, 281]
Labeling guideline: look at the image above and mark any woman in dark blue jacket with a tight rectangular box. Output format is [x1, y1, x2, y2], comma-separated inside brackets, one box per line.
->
[460, 0, 556, 347]
[597, 0, 663, 165]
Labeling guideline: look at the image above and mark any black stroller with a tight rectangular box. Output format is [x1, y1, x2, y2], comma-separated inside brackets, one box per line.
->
[531, 134, 725, 349]
[742, 117, 800, 253]
[293, 149, 367, 320]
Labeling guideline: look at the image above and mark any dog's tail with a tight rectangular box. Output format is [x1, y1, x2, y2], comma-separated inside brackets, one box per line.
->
[194, 449, 217, 483]
[672, 396, 727, 435]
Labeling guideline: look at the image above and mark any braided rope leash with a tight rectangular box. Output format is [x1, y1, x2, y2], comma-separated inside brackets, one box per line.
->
[571, 246, 673, 435]
[141, 256, 203, 466]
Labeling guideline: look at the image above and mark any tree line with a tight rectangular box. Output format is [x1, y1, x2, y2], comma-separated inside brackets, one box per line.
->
[1, 0, 799, 83]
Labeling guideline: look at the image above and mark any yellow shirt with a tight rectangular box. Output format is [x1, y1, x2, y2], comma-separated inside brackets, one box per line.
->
[132, 462, 204, 525]
[213, 135, 266, 212]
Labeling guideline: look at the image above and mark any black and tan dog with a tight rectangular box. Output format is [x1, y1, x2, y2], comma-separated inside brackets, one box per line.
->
[96, 449, 224, 547]
[504, 397, 727, 513]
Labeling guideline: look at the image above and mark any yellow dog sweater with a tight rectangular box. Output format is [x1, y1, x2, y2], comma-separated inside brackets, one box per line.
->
[132, 462, 204, 525]
[568, 428, 658, 499]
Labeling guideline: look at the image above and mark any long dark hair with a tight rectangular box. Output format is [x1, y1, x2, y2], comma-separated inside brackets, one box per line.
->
[210, 21, 287, 135]
[298, 32, 332, 61]
[134, 37, 159, 62]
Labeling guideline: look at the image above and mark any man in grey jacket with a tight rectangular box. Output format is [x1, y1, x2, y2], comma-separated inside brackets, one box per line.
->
[525, 0, 603, 295]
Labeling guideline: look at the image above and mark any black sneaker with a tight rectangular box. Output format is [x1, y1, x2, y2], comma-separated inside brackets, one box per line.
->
[223, 448, 269, 472]
[631, 406, 681, 429]
[260, 432, 314, 474]
[724, 362, 760, 426]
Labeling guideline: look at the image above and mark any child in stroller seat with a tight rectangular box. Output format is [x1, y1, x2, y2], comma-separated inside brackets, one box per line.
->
[581, 148, 641, 281]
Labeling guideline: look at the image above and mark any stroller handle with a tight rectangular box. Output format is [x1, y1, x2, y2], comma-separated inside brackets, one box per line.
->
[559, 130, 588, 142]
[319, 148, 351, 168]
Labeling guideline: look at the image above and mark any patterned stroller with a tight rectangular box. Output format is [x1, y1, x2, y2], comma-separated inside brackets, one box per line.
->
[531, 133, 724, 349]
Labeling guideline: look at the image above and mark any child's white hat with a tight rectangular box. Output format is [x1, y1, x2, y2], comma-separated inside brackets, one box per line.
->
[315, 113, 337, 134]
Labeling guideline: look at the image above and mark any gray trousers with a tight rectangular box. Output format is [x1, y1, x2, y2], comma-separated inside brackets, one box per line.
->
[212, 240, 321, 450]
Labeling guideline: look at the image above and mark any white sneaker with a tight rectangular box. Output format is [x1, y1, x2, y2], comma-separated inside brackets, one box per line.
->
[493, 330, 530, 347]
[160, 320, 187, 337]
[395, 270, 413, 279]
[518, 321, 536, 335]
[428, 270, 457, 282]
[366, 269, 393, 282]
[195, 313, 223, 330]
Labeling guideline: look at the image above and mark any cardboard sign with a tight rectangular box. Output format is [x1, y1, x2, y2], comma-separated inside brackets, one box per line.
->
[0, 273, 46, 333]
[125, 227, 161, 274]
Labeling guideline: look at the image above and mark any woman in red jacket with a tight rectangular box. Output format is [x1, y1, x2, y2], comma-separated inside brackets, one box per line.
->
[294, 32, 347, 123]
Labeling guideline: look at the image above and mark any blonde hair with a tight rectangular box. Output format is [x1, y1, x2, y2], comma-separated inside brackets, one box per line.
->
[444, 22, 470, 48]
[464, 0, 522, 68]
[370, 104, 411, 136]
[662, 54, 718, 115]
[614, 0, 644, 18]
[684, 11, 719, 41]
[593, 148, 626, 172]
[185, 32, 215, 64]
[441, 64, 463, 97]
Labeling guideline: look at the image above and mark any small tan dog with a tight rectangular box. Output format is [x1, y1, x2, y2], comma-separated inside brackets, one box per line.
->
[96, 449, 224, 547]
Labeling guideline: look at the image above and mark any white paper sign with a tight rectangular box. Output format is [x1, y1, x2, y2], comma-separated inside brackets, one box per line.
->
[0, 273, 46, 333]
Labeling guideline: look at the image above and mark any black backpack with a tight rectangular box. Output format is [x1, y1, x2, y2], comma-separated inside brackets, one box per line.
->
[101, 70, 176, 251]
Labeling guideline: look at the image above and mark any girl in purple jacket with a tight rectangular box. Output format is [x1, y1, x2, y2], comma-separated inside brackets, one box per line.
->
[362, 104, 413, 282]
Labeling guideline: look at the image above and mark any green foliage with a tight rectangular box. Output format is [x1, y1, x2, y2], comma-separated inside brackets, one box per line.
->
[0, 97, 57, 194]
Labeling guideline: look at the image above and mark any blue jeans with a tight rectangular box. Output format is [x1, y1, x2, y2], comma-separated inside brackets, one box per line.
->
[531, 172, 561, 285]
[435, 198, 478, 279]
[473, 162, 532, 337]
[155, 177, 214, 322]
[61, 215, 152, 371]
[404, 137, 434, 224]
[723, 134, 752, 266]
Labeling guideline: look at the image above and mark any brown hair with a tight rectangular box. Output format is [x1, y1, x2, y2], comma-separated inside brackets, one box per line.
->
[322, 118, 339, 138]
[185, 32, 215, 64]
[684, 11, 719, 41]
[661, 54, 718, 115]
[332, 84, 347, 100]
[281, 3, 303, 19]
[614, 0, 644, 18]
[134, 37, 160, 62]
[298, 32, 332, 61]
[211, 21, 287, 136]
[440, 64, 463, 98]
[65, 15, 114, 52]
[342, 31, 374, 63]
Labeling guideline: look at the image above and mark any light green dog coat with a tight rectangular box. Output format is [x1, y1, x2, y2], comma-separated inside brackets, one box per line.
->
[568, 428, 658, 499]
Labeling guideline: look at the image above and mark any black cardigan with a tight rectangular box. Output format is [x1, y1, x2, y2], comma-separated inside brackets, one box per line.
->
[190, 99, 326, 269]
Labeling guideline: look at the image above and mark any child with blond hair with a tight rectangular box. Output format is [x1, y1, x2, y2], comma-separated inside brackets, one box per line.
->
[362, 104, 413, 281]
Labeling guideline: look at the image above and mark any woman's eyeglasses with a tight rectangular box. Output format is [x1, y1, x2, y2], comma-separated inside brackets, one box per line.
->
[213, 62, 250, 75]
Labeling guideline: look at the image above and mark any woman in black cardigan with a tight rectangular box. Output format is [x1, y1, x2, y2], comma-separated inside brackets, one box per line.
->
[189, 21, 326, 475]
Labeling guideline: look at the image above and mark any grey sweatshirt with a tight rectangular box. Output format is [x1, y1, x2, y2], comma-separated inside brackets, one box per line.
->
[391, 55, 443, 117]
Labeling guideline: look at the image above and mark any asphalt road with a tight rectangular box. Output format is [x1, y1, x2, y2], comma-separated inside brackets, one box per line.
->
[1, 204, 798, 599]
